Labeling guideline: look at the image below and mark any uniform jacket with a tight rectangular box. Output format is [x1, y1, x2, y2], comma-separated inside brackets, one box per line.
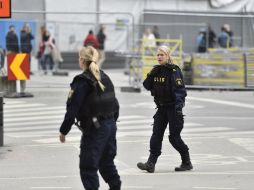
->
[143, 63, 187, 110]
[60, 70, 119, 135]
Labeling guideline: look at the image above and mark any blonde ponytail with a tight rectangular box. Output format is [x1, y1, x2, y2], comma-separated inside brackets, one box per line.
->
[79, 46, 105, 91]
[89, 61, 105, 91]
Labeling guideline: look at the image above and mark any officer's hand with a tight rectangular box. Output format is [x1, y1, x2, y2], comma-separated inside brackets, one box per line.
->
[59, 133, 66, 143]
[176, 110, 183, 115]
[176, 108, 183, 117]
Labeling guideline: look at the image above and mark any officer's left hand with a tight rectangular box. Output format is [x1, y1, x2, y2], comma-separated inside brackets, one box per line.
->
[176, 110, 183, 115]
[176, 109, 183, 118]
[59, 133, 66, 143]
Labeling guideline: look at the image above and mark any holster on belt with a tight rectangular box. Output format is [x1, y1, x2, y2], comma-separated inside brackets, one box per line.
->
[75, 117, 93, 134]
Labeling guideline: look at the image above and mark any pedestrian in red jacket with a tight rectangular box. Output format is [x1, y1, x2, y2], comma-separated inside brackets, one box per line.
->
[83, 30, 99, 49]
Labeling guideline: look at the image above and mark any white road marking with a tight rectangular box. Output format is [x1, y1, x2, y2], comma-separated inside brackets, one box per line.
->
[115, 159, 130, 167]
[122, 101, 205, 109]
[120, 171, 254, 176]
[1, 171, 254, 181]
[4, 106, 65, 113]
[7, 126, 233, 139]
[34, 136, 81, 143]
[3, 100, 25, 104]
[235, 157, 248, 162]
[118, 120, 203, 126]
[23, 143, 79, 147]
[6, 129, 80, 136]
[122, 186, 153, 189]
[0, 176, 70, 180]
[5, 120, 61, 127]
[4, 115, 64, 122]
[117, 127, 233, 137]
[192, 187, 237, 190]
[118, 115, 145, 120]
[188, 97, 254, 109]
[144, 154, 249, 166]
[118, 122, 203, 130]
[4, 103, 46, 108]
[118, 119, 152, 125]
[30, 187, 72, 189]
[183, 127, 233, 133]
[5, 120, 171, 132]
[229, 138, 254, 153]
[5, 110, 66, 117]
[5, 125, 62, 132]
[187, 116, 254, 120]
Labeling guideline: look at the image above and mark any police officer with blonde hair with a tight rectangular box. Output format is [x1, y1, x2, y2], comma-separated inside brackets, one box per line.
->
[59, 46, 121, 190]
[137, 45, 193, 173]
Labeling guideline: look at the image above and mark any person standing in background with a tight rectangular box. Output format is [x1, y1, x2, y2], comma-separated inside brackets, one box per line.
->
[36, 25, 47, 72]
[196, 28, 206, 53]
[218, 26, 230, 48]
[97, 25, 106, 68]
[42, 30, 55, 75]
[6, 25, 19, 54]
[223, 24, 233, 47]
[152, 25, 161, 47]
[142, 28, 156, 55]
[20, 23, 34, 75]
[207, 25, 216, 48]
[83, 30, 99, 49]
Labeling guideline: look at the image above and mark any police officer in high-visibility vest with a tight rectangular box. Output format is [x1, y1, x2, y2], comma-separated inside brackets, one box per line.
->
[137, 45, 193, 173]
[59, 46, 121, 190]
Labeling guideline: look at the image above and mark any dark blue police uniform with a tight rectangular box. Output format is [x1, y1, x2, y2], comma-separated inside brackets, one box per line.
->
[60, 70, 121, 190]
[138, 63, 193, 172]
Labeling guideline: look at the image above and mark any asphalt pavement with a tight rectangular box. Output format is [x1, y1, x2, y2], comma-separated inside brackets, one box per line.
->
[1, 69, 254, 190]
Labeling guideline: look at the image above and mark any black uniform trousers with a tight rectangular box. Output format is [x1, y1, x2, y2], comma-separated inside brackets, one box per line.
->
[79, 118, 121, 190]
[148, 105, 189, 164]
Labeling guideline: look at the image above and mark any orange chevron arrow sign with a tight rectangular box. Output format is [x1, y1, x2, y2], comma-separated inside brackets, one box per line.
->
[7, 53, 30, 80]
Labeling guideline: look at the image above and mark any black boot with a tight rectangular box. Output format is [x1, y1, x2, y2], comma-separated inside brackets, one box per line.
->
[175, 153, 193, 171]
[137, 161, 155, 173]
[175, 162, 193, 171]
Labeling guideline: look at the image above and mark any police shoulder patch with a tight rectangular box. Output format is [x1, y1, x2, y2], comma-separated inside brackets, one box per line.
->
[175, 78, 183, 86]
[68, 89, 74, 98]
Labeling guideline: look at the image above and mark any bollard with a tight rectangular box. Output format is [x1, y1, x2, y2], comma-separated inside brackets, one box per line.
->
[0, 92, 3, 146]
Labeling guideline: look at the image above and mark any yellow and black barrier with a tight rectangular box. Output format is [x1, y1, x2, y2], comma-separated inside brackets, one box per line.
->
[192, 49, 245, 87]
[244, 50, 254, 88]
[191, 48, 254, 88]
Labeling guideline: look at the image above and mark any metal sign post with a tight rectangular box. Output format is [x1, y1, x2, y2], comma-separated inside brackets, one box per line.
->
[16, 80, 21, 93]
